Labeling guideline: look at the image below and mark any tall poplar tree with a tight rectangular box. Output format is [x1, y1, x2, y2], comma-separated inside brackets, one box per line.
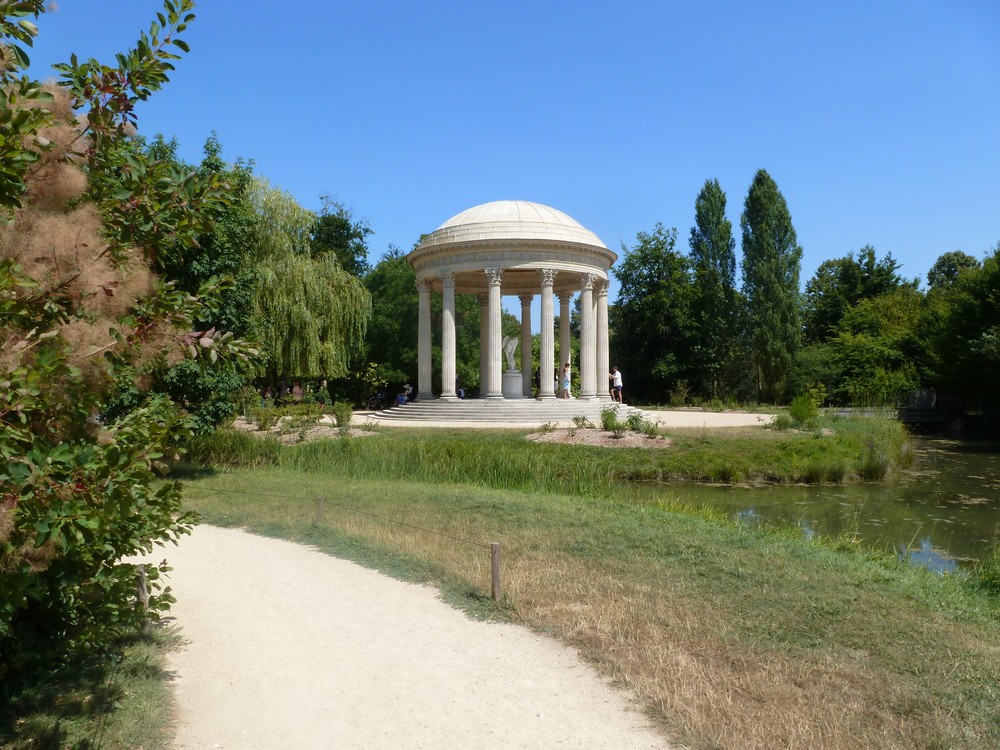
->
[740, 169, 802, 402]
[689, 178, 738, 399]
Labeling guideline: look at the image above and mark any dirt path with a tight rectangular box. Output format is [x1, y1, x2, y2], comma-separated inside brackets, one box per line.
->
[157, 525, 672, 749]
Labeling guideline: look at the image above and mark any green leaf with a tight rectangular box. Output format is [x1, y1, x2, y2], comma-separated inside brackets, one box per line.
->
[10, 44, 29, 69]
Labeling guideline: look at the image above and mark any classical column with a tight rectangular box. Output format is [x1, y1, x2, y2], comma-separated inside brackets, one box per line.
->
[558, 292, 572, 371]
[519, 293, 533, 397]
[538, 269, 557, 399]
[596, 280, 611, 401]
[440, 272, 457, 400]
[485, 267, 504, 399]
[478, 293, 488, 398]
[579, 273, 596, 399]
[417, 280, 433, 400]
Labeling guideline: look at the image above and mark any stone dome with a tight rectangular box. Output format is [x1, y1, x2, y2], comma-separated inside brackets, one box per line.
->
[409, 200, 615, 295]
[422, 200, 607, 250]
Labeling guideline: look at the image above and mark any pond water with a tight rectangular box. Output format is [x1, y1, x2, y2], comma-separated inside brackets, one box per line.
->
[637, 435, 1000, 572]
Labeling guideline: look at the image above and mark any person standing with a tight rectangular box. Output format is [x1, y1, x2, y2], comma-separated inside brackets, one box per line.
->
[561, 363, 571, 399]
[610, 366, 624, 404]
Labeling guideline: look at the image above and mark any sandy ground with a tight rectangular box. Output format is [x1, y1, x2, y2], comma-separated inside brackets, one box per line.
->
[157, 525, 672, 749]
[362, 408, 773, 430]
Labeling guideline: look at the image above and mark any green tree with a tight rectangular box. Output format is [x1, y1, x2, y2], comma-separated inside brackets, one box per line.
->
[100, 134, 261, 432]
[828, 287, 925, 405]
[927, 250, 980, 290]
[688, 178, 738, 399]
[930, 243, 1000, 410]
[0, 0, 250, 678]
[359, 246, 481, 403]
[162, 134, 259, 335]
[247, 181, 371, 382]
[310, 195, 372, 276]
[802, 246, 911, 343]
[363, 246, 418, 389]
[740, 169, 802, 402]
[610, 224, 694, 403]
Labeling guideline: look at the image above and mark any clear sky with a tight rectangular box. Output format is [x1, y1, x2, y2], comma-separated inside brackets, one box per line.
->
[25, 0, 1000, 299]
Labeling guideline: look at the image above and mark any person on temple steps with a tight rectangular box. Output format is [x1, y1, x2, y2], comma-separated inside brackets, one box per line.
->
[610, 366, 623, 404]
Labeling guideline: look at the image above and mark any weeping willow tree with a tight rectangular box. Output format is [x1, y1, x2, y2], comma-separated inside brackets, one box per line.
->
[248, 180, 371, 380]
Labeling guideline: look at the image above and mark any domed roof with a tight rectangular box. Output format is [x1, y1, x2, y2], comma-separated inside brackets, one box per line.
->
[408, 199, 616, 295]
[417, 200, 608, 251]
[437, 200, 588, 232]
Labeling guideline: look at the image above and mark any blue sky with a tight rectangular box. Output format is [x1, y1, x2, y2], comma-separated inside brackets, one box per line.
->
[26, 0, 1000, 299]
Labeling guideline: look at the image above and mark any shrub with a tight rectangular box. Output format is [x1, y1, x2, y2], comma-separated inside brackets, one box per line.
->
[249, 405, 279, 431]
[332, 402, 353, 435]
[825, 461, 847, 483]
[789, 394, 819, 427]
[858, 442, 889, 480]
[600, 405, 620, 431]
[641, 419, 662, 438]
[572, 415, 595, 429]
[625, 412, 647, 432]
[770, 414, 794, 431]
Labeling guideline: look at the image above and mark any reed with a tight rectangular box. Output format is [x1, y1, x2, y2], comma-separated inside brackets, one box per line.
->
[187, 415, 913, 489]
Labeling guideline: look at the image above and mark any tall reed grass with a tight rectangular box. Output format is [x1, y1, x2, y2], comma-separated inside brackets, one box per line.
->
[187, 416, 913, 492]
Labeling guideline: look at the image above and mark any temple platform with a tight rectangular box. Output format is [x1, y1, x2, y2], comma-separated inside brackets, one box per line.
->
[368, 397, 646, 426]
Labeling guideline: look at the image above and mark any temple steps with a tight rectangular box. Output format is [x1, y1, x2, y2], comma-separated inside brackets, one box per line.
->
[370, 397, 647, 424]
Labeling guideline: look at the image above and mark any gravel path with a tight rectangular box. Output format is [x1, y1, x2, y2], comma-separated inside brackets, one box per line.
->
[159, 525, 672, 749]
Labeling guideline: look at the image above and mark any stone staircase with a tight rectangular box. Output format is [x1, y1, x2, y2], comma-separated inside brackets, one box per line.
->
[371, 397, 648, 424]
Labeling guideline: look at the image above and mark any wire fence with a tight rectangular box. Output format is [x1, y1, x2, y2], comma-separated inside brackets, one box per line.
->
[202, 486, 503, 599]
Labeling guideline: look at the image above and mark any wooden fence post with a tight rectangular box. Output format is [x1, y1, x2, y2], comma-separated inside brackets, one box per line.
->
[136, 564, 151, 636]
[314, 496, 326, 526]
[491, 542, 501, 601]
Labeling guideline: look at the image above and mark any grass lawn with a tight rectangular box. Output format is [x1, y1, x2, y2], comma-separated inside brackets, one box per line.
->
[0, 631, 177, 750]
[176, 443, 1000, 750]
[7, 417, 994, 749]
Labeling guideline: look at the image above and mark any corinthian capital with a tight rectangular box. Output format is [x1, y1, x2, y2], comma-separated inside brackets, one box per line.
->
[485, 267, 504, 286]
[539, 268, 558, 286]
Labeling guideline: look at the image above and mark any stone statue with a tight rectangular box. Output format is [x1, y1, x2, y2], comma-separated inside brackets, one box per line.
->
[501, 335, 518, 371]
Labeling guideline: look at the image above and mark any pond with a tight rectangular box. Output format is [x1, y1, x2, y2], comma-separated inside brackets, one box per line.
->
[638, 435, 1000, 572]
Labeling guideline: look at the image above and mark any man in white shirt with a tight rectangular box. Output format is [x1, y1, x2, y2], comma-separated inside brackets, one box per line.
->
[610, 366, 623, 404]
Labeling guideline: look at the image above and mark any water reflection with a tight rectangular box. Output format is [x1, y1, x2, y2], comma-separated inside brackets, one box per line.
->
[734, 507, 764, 526]
[899, 539, 958, 574]
[637, 435, 1000, 571]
